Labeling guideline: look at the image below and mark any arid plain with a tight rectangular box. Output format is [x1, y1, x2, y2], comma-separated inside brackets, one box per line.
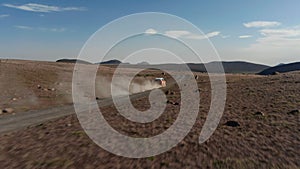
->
[0, 59, 299, 168]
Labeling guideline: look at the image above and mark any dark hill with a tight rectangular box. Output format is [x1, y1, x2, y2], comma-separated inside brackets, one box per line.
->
[258, 62, 300, 75]
[99, 59, 122, 65]
[56, 59, 91, 64]
[114, 61, 269, 74]
[188, 61, 269, 73]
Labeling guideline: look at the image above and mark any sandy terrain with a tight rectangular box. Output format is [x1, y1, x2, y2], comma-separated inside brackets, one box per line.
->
[0, 60, 299, 168]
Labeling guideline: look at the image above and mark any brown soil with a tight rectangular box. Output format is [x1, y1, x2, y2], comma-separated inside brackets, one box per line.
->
[0, 60, 299, 168]
[0, 59, 161, 113]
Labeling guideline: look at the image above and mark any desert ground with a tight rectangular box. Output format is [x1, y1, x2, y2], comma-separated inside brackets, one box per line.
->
[0, 59, 299, 168]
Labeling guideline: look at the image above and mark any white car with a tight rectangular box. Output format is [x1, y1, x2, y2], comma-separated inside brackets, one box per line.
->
[154, 78, 166, 87]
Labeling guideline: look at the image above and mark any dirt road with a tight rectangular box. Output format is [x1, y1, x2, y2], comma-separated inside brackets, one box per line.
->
[0, 90, 154, 133]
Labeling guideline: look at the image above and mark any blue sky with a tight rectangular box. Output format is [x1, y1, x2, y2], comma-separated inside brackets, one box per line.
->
[0, 0, 299, 65]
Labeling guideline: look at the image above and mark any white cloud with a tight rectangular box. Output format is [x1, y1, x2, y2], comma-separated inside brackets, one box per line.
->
[144, 29, 221, 40]
[239, 35, 252, 39]
[0, 14, 9, 18]
[165, 30, 190, 38]
[145, 28, 157, 34]
[256, 36, 300, 47]
[164, 30, 220, 40]
[38, 27, 66, 32]
[205, 31, 221, 38]
[221, 34, 230, 39]
[248, 27, 299, 45]
[243, 21, 281, 28]
[260, 28, 300, 37]
[15, 25, 66, 32]
[15, 25, 33, 30]
[239, 26, 300, 64]
[254, 28, 300, 47]
[3, 3, 86, 13]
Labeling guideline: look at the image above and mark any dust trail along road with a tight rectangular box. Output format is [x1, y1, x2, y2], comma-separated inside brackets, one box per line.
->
[0, 88, 169, 134]
[0, 91, 153, 133]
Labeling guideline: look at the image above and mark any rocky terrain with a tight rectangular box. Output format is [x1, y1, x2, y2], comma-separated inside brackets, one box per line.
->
[0, 59, 299, 168]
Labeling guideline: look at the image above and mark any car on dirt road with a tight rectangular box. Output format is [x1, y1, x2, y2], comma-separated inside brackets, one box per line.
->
[154, 78, 166, 87]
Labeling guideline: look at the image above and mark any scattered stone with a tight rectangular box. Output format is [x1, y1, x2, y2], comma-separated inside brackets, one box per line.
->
[12, 98, 17, 101]
[179, 141, 188, 147]
[2, 108, 14, 114]
[170, 91, 175, 95]
[66, 123, 72, 127]
[194, 75, 199, 80]
[55, 82, 62, 85]
[224, 120, 240, 127]
[166, 100, 175, 104]
[166, 100, 179, 105]
[288, 109, 299, 115]
[37, 85, 42, 89]
[254, 111, 265, 116]
[271, 71, 280, 75]
[96, 97, 100, 100]
[36, 123, 44, 127]
[42, 88, 55, 91]
[162, 72, 166, 76]
[173, 102, 179, 105]
[165, 90, 171, 95]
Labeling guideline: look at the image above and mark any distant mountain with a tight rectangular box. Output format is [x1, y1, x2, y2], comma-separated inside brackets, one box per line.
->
[98, 59, 122, 65]
[113, 61, 269, 74]
[188, 61, 269, 73]
[215, 61, 270, 73]
[137, 61, 150, 65]
[56, 59, 91, 64]
[258, 62, 300, 75]
[276, 63, 285, 66]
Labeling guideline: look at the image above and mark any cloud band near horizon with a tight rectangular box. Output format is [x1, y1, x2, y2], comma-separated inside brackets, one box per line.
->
[3, 3, 87, 13]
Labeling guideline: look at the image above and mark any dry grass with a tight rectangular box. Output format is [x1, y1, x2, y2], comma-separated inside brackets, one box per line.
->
[0, 60, 299, 168]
